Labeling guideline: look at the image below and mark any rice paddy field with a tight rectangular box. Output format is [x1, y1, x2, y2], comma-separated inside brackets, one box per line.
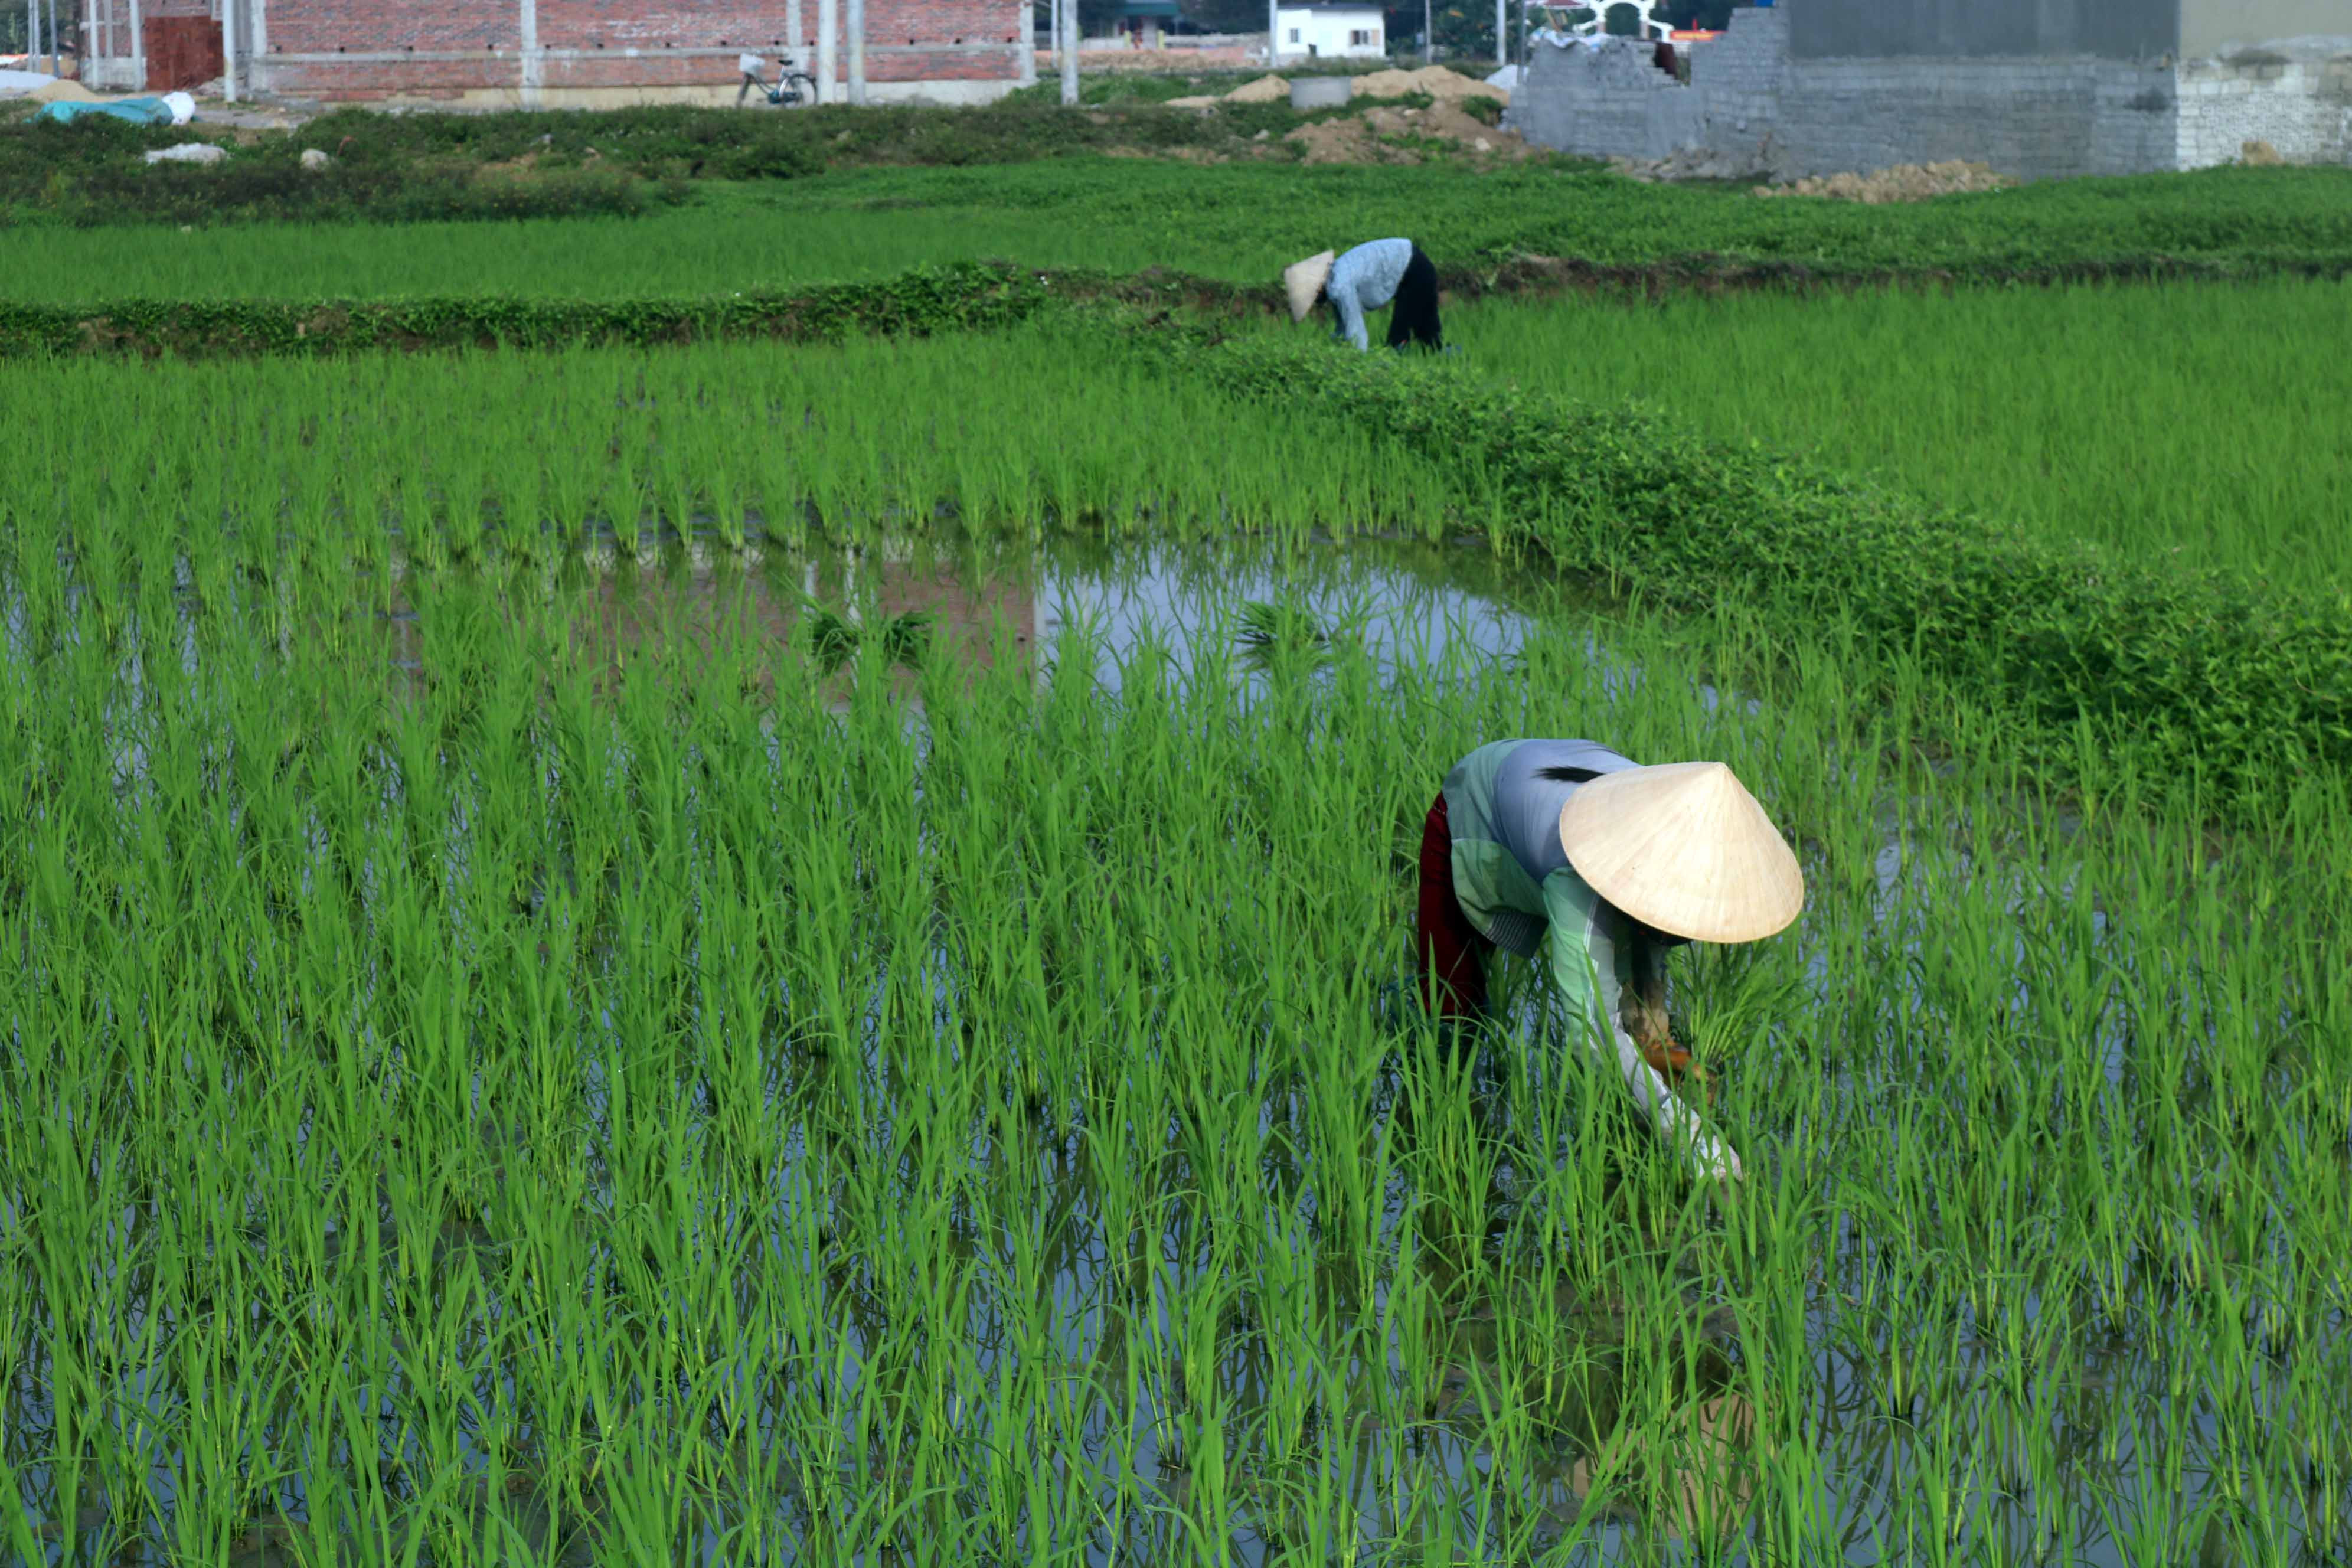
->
[7, 160, 2352, 303]
[1448, 277, 2352, 586]
[2, 166, 2349, 1565]
[3, 323, 2347, 1566]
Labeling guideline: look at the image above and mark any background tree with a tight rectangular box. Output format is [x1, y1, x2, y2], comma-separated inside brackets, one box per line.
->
[1035, 0, 1133, 41]
[1176, 0, 1273, 32]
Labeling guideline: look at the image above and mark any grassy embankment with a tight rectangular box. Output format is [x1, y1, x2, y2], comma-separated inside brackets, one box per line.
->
[2, 329, 2344, 1564]
[5, 152, 2351, 297]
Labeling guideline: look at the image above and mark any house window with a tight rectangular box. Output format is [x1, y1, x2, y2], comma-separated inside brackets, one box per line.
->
[1349, 28, 1374, 44]
[1288, 27, 1300, 41]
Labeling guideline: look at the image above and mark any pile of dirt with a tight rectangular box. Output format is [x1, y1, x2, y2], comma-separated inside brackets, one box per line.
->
[1752, 159, 2017, 203]
[1286, 102, 1531, 165]
[1350, 64, 1508, 103]
[2239, 139, 2286, 166]
[1165, 65, 1508, 110]
[1164, 72, 1292, 108]
[25, 77, 103, 104]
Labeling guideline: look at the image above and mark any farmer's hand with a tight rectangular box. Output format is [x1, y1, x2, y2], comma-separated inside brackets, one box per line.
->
[1635, 1031, 1708, 1096]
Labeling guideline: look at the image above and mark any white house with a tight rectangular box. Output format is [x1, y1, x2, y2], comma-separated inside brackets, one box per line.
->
[1274, 4, 1385, 62]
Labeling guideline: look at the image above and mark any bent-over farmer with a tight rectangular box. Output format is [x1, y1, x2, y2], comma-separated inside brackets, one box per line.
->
[1286, 239, 1445, 352]
[1416, 739, 1805, 1182]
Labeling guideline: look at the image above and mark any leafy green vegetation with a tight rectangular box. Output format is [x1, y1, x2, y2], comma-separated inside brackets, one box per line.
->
[1449, 277, 2352, 586]
[2, 326, 2343, 1562]
[5, 156, 2347, 300]
[0, 109, 685, 228]
[1155, 322, 2352, 809]
[0, 95, 1442, 228]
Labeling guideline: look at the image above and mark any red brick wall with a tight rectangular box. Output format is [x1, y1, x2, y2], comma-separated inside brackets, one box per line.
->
[260, 0, 1027, 93]
[533, 1, 1021, 55]
[267, 0, 519, 53]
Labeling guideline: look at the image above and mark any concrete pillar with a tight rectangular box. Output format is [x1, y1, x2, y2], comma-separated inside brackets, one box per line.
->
[788, 0, 805, 77]
[817, 0, 838, 102]
[847, 0, 865, 102]
[519, 0, 541, 105]
[1060, 0, 1078, 102]
[221, 0, 238, 100]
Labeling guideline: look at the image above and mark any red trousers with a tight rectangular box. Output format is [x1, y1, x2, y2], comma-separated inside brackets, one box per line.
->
[1415, 792, 1492, 1025]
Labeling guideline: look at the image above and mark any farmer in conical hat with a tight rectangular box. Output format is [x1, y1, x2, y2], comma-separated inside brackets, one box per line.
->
[1285, 239, 1445, 353]
[1415, 739, 1805, 1182]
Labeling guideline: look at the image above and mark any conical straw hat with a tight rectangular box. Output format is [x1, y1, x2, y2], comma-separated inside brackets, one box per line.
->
[1285, 250, 1335, 322]
[1557, 761, 1805, 943]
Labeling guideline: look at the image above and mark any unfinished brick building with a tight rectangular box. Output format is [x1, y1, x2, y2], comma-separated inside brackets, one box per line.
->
[81, 0, 1035, 105]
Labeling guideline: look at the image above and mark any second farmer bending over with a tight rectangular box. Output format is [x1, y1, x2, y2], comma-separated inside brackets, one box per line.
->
[1285, 237, 1445, 352]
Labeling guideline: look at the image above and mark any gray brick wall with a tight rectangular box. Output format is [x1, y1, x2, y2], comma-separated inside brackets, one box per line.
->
[1511, 0, 2349, 179]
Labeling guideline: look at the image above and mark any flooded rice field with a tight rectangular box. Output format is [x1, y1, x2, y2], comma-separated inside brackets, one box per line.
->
[3, 526, 2345, 1567]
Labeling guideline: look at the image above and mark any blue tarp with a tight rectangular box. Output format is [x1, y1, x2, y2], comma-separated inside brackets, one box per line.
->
[35, 96, 177, 125]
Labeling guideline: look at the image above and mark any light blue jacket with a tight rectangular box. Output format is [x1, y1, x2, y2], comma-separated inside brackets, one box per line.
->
[1442, 737, 1739, 1179]
[1325, 237, 1413, 351]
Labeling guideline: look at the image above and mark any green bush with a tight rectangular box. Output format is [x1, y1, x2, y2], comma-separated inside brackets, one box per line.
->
[0, 118, 679, 227]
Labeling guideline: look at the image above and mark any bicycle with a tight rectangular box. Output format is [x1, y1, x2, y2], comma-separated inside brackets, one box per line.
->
[736, 51, 819, 107]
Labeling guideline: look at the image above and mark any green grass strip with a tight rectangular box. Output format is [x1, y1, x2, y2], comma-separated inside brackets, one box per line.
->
[1152, 326, 2352, 809]
[0, 260, 1051, 357]
[20, 250, 2352, 360]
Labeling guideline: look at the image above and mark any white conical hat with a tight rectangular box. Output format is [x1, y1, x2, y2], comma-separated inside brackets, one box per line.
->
[1557, 761, 1805, 943]
[1284, 250, 1335, 322]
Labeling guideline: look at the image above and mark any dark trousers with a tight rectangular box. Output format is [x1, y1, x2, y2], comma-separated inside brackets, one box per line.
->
[1415, 792, 1491, 1029]
[1386, 244, 1444, 352]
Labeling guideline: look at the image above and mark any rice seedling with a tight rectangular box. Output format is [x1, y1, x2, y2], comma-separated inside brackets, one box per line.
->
[4, 160, 2347, 306]
[1449, 276, 2352, 586]
[1, 322, 2346, 1567]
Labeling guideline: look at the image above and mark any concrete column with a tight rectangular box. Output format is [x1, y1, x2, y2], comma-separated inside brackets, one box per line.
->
[817, 0, 838, 102]
[518, 0, 541, 105]
[788, 0, 804, 76]
[1017, 0, 1035, 86]
[128, 0, 145, 90]
[247, 0, 267, 92]
[847, 0, 865, 102]
[1059, 0, 1077, 102]
[1268, 0, 1279, 66]
[221, 0, 238, 100]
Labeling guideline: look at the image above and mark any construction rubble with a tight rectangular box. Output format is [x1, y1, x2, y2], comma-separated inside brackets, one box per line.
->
[1752, 160, 2019, 202]
[1164, 65, 1508, 111]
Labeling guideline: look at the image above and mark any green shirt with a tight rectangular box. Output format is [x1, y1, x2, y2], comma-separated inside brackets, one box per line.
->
[1442, 739, 1740, 1180]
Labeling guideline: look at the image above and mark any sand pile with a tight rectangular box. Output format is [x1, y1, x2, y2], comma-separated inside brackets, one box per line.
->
[1166, 64, 1508, 110]
[1166, 74, 1289, 109]
[1752, 159, 2016, 203]
[1223, 73, 1293, 103]
[1350, 64, 1508, 102]
[25, 77, 103, 103]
